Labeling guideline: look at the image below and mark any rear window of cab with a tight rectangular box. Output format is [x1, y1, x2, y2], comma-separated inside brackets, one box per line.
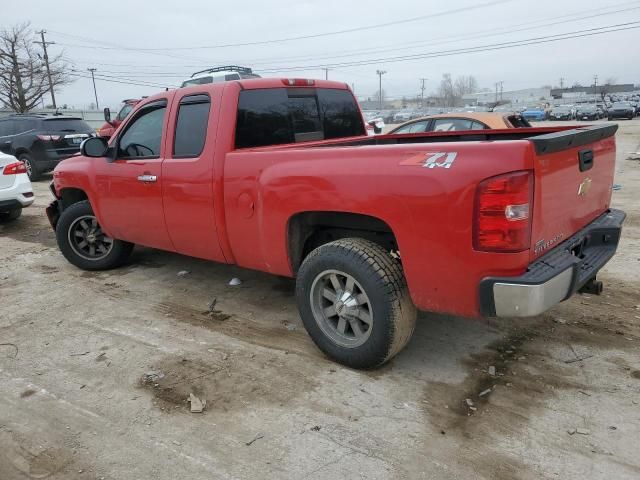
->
[235, 88, 365, 149]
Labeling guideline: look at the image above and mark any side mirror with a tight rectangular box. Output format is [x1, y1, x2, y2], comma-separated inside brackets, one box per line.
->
[368, 120, 382, 134]
[103, 107, 114, 125]
[81, 137, 109, 158]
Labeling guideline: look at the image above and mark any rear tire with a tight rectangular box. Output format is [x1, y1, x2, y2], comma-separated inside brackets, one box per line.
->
[55, 200, 134, 270]
[18, 153, 40, 181]
[296, 238, 417, 369]
[0, 207, 21, 222]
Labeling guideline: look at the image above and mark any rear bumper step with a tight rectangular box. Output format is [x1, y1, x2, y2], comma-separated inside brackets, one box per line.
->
[479, 208, 625, 317]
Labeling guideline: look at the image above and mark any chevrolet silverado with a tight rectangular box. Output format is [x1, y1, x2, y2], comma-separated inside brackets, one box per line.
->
[46, 78, 625, 368]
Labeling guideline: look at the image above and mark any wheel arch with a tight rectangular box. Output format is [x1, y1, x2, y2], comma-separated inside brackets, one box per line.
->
[14, 147, 31, 158]
[59, 187, 89, 209]
[287, 211, 398, 274]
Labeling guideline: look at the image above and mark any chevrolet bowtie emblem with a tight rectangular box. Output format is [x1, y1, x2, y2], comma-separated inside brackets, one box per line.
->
[577, 177, 592, 197]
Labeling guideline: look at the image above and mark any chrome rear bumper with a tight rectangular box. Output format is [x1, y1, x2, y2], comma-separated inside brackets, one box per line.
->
[479, 209, 625, 317]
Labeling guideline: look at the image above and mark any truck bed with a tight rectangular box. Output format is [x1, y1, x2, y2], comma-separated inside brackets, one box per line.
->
[285, 124, 618, 149]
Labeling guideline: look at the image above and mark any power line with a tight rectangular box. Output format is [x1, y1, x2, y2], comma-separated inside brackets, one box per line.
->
[254, 21, 640, 72]
[52, 0, 513, 51]
[67, 72, 169, 89]
[376, 70, 387, 110]
[87, 68, 99, 108]
[420, 78, 428, 107]
[56, 2, 640, 77]
[240, 3, 640, 69]
[34, 30, 57, 108]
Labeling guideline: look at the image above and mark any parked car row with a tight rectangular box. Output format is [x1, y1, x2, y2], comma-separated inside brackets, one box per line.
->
[0, 113, 95, 181]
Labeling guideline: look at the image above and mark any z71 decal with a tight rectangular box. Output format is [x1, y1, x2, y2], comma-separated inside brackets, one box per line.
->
[400, 152, 458, 169]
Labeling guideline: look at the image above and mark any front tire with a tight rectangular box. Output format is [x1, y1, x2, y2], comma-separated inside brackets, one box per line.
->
[296, 238, 417, 369]
[55, 200, 134, 270]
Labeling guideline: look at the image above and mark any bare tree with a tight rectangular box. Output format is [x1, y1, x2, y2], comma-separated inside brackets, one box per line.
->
[372, 89, 386, 106]
[438, 74, 455, 107]
[437, 74, 478, 107]
[599, 77, 618, 101]
[0, 23, 71, 112]
[453, 75, 478, 99]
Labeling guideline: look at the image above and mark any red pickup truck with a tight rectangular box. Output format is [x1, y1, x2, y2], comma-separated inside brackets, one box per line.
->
[47, 78, 625, 368]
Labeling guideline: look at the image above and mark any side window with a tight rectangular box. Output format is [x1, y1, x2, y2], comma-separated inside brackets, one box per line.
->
[408, 121, 429, 133]
[432, 118, 474, 131]
[235, 88, 365, 149]
[236, 89, 292, 149]
[173, 94, 211, 157]
[317, 89, 365, 138]
[116, 104, 134, 121]
[118, 102, 166, 159]
[394, 125, 412, 134]
[471, 121, 488, 130]
[10, 119, 32, 135]
[394, 121, 429, 134]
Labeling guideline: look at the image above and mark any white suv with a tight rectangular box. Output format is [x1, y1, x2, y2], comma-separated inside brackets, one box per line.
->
[181, 66, 260, 88]
[0, 151, 34, 220]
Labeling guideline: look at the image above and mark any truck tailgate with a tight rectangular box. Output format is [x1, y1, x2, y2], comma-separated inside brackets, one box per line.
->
[528, 124, 618, 261]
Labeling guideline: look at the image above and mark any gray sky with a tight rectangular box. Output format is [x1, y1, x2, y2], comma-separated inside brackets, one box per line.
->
[6, 0, 640, 109]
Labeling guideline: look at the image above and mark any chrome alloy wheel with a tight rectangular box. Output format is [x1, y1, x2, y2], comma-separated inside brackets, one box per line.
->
[67, 215, 114, 261]
[309, 269, 373, 348]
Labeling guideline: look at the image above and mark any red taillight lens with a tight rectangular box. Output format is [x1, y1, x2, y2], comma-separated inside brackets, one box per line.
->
[2, 161, 28, 175]
[37, 134, 61, 141]
[473, 170, 533, 252]
[282, 78, 315, 87]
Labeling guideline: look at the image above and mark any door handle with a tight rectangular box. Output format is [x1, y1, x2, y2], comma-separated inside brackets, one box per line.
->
[137, 174, 157, 183]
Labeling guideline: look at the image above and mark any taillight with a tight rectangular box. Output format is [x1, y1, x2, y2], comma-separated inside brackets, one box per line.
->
[2, 162, 27, 175]
[37, 134, 61, 141]
[282, 78, 315, 87]
[473, 170, 533, 252]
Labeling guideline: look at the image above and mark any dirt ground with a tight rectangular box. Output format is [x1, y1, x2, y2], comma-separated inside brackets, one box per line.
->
[1, 119, 639, 480]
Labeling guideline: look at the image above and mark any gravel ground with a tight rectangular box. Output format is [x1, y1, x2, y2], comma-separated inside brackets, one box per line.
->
[1, 119, 639, 480]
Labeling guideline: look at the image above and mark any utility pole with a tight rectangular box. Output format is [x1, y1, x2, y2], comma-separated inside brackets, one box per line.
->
[494, 82, 499, 103]
[322, 68, 330, 80]
[593, 75, 598, 103]
[559, 77, 565, 89]
[499, 81, 504, 101]
[376, 70, 387, 110]
[419, 78, 427, 108]
[87, 68, 99, 109]
[34, 30, 56, 109]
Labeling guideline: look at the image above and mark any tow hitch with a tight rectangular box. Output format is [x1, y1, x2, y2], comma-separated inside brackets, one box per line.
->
[579, 278, 603, 295]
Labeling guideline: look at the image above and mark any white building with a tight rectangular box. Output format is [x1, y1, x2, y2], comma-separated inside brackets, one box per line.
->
[462, 88, 551, 106]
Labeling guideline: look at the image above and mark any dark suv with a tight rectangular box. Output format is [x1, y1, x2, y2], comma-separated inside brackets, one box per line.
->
[0, 114, 94, 180]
